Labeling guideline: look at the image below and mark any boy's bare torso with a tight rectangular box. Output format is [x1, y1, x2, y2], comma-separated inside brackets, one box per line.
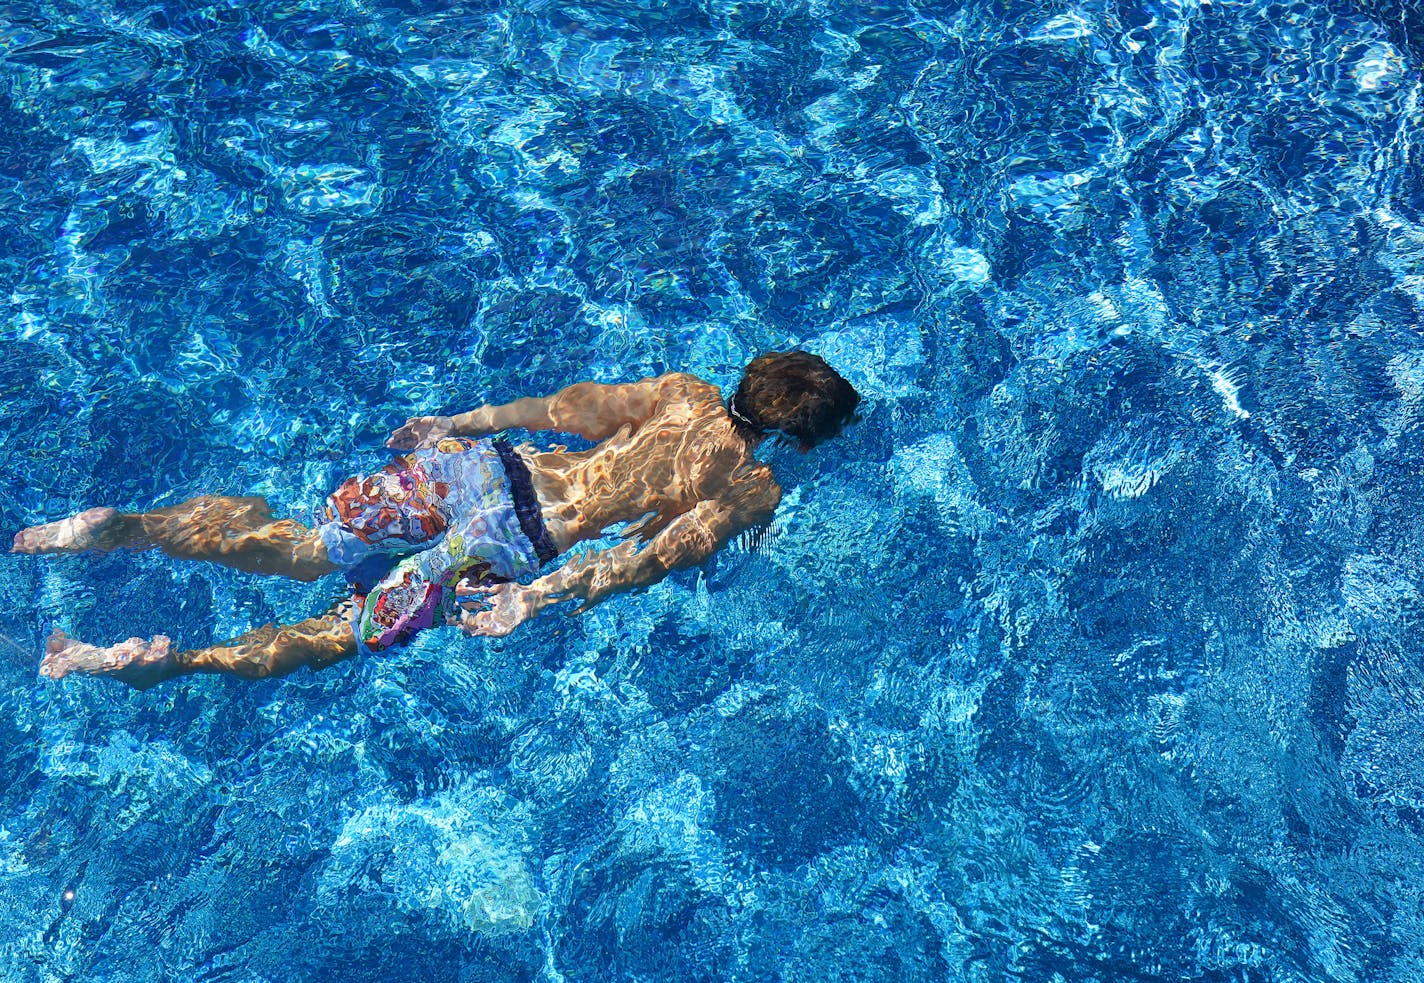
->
[521, 373, 780, 553]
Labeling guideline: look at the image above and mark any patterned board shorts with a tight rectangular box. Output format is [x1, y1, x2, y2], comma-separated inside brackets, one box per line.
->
[313, 437, 557, 654]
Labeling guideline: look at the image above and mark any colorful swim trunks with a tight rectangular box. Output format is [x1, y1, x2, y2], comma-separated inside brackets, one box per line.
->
[313, 437, 559, 654]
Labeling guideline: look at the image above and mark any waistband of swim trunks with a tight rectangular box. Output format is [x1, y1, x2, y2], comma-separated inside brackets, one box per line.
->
[491, 437, 560, 566]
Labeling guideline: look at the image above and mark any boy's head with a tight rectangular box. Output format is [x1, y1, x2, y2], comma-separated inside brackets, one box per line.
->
[731, 351, 861, 450]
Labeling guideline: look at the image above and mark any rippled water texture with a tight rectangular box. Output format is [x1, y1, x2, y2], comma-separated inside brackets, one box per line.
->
[4, 0, 1424, 978]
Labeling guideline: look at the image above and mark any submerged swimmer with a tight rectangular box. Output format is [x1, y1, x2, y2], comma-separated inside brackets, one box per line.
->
[13, 352, 860, 689]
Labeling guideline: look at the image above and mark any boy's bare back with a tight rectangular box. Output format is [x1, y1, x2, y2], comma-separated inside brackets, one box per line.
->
[522, 372, 782, 552]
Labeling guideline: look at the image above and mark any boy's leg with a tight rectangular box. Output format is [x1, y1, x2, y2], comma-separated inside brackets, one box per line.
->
[40, 603, 357, 690]
[12, 496, 337, 582]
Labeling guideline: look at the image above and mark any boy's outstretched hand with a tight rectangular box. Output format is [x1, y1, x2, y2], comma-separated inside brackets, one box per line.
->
[387, 415, 455, 450]
[453, 581, 542, 637]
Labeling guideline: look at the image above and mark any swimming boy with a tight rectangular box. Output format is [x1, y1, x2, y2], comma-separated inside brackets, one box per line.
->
[13, 352, 860, 689]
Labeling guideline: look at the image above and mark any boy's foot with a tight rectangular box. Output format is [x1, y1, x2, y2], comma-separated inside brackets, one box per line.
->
[12, 508, 124, 554]
[40, 629, 175, 690]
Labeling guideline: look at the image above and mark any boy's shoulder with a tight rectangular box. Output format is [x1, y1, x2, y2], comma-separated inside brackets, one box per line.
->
[650, 372, 720, 401]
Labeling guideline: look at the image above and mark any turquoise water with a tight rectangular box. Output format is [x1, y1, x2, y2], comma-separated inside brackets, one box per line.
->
[2, 0, 1424, 978]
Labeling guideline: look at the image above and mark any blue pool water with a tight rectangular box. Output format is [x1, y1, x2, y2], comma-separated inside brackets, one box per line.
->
[3, 0, 1424, 978]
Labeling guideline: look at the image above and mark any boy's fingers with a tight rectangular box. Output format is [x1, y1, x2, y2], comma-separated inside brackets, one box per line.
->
[454, 582, 499, 596]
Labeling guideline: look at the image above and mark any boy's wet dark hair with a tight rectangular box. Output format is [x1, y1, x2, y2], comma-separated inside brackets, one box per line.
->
[730, 351, 861, 450]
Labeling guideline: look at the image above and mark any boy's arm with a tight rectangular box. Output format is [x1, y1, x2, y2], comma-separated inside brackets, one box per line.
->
[387, 376, 680, 449]
[456, 475, 781, 636]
